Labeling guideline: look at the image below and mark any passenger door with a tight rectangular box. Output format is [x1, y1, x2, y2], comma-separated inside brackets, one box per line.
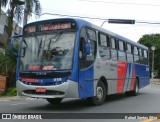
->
[78, 28, 97, 98]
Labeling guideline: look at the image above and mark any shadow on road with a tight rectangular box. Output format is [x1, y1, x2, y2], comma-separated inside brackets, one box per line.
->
[27, 98, 92, 112]
[24, 92, 146, 112]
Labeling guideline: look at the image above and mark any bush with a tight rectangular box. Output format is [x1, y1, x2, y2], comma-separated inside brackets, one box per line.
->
[0, 87, 17, 96]
[0, 44, 18, 87]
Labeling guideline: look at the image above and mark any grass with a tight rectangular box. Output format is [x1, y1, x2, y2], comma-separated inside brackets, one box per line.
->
[0, 87, 17, 97]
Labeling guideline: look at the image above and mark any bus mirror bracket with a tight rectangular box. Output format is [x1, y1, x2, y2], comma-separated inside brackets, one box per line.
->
[10, 35, 22, 57]
[21, 47, 26, 57]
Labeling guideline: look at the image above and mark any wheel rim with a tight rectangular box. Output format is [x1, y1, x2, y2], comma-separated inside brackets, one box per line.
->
[135, 83, 139, 93]
[96, 86, 103, 101]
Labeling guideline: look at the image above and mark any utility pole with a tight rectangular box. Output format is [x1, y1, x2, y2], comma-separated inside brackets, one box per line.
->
[151, 46, 155, 81]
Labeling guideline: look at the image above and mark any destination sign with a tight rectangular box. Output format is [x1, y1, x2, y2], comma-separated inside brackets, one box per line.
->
[24, 21, 76, 34]
[41, 22, 72, 31]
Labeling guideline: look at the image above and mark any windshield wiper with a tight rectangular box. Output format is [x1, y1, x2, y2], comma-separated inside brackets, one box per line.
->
[37, 39, 42, 57]
[33, 31, 63, 68]
[47, 30, 63, 51]
[33, 34, 42, 58]
[47, 31, 63, 60]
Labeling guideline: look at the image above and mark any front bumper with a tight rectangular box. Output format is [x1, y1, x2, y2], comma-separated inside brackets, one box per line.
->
[16, 80, 79, 99]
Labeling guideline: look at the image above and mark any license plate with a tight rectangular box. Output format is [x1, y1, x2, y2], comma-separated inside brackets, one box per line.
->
[36, 88, 46, 93]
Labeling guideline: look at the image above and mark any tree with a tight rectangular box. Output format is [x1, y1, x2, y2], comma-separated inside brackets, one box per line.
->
[0, 0, 1, 15]
[0, 0, 41, 87]
[0, 0, 7, 17]
[7, 1, 20, 43]
[0, 44, 19, 87]
[0, 0, 41, 43]
[0, 0, 25, 44]
[23, 0, 41, 26]
[138, 34, 160, 78]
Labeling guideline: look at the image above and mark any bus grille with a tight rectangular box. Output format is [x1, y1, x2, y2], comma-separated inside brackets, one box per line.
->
[21, 81, 65, 86]
[23, 90, 64, 95]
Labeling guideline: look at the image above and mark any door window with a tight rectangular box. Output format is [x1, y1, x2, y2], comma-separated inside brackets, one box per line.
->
[79, 28, 97, 70]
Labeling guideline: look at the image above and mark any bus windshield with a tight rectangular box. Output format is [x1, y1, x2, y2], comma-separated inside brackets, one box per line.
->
[20, 31, 76, 71]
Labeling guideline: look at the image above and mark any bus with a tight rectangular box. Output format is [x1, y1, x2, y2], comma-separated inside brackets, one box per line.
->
[10, 18, 150, 105]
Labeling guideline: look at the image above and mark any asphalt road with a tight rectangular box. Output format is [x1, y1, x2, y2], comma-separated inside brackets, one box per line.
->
[0, 83, 160, 122]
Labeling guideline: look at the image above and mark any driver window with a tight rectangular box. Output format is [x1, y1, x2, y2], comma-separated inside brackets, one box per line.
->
[79, 28, 97, 70]
[79, 38, 86, 60]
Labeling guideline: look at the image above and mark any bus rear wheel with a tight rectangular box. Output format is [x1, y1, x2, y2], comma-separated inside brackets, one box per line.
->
[89, 81, 106, 106]
[46, 98, 63, 104]
[125, 78, 139, 96]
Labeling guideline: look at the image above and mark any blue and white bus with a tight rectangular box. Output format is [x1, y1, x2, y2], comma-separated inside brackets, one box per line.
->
[10, 18, 150, 105]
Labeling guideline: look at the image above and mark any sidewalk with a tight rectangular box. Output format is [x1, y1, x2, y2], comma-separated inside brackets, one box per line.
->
[151, 79, 160, 85]
[0, 96, 30, 101]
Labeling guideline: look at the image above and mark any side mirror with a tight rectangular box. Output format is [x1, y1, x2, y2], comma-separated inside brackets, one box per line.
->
[86, 43, 91, 55]
[80, 38, 92, 59]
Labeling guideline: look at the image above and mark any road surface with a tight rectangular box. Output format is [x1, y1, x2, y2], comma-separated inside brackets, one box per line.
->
[0, 83, 160, 122]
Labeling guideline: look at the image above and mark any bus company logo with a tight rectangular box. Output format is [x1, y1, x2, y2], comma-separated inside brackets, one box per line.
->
[2, 114, 11, 119]
[54, 78, 62, 82]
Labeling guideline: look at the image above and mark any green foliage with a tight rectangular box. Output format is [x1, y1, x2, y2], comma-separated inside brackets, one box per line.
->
[0, 87, 17, 96]
[25, 0, 41, 17]
[0, 44, 19, 87]
[1, 0, 41, 42]
[138, 34, 160, 78]
[5, 87, 17, 96]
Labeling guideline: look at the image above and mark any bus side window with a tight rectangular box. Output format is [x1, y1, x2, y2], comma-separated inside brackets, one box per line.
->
[134, 46, 140, 63]
[139, 48, 143, 64]
[143, 50, 148, 65]
[118, 40, 126, 61]
[126, 43, 133, 63]
[111, 37, 117, 61]
[98, 33, 110, 59]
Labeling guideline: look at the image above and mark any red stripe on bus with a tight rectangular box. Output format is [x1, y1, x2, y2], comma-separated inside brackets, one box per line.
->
[130, 67, 136, 90]
[21, 78, 36, 83]
[117, 62, 128, 93]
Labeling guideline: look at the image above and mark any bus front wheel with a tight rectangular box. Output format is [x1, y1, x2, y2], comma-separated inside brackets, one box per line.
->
[46, 98, 63, 104]
[89, 81, 106, 106]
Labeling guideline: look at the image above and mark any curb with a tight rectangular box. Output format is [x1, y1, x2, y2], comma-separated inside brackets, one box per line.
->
[151, 81, 160, 85]
[153, 82, 160, 85]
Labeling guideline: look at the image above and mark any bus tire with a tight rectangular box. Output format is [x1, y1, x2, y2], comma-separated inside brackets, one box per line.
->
[89, 81, 106, 106]
[46, 98, 63, 104]
[125, 78, 139, 96]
